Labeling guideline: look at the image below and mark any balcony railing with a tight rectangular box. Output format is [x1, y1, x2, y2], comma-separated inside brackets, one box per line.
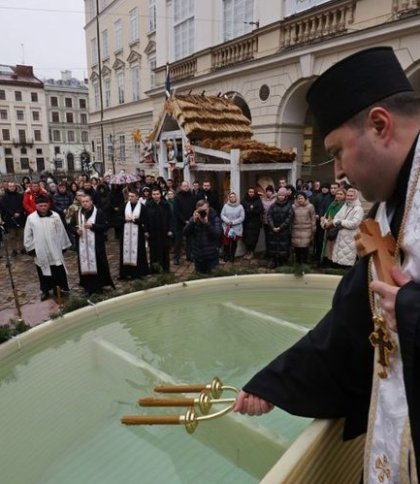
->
[393, 0, 420, 16]
[280, 0, 357, 48]
[211, 34, 258, 70]
[12, 138, 34, 148]
[170, 58, 197, 82]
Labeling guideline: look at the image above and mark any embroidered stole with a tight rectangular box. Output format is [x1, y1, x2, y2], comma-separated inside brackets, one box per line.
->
[123, 201, 141, 266]
[78, 207, 98, 275]
[364, 138, 420, 483]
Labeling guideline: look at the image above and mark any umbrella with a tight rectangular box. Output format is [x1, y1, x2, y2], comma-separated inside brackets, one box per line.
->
[109, 173, 140, 185]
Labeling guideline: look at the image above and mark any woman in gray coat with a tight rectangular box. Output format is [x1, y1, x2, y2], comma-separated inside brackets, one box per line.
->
[221, 192, 245, 262]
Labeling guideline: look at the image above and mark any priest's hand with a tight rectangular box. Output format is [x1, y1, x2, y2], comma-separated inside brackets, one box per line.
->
[370, 266, 411, 332]
[232, 390, 274, 416]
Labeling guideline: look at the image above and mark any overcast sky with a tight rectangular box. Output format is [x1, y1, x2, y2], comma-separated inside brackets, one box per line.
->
[0, 0, 87, 81]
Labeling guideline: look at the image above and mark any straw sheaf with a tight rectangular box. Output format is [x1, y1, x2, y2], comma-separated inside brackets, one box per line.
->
[199, 138, 297, 163]
[168, 95, 253, 140]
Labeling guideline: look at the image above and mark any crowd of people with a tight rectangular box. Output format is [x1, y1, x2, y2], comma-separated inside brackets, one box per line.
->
[0, 171, 364, 301]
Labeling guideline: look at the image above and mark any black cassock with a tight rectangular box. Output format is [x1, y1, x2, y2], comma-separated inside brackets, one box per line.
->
[145, 199, 172, 273]
[243, 143, 420, 479]
[119, 203, 149, 279]
[73, 207, 115, 295]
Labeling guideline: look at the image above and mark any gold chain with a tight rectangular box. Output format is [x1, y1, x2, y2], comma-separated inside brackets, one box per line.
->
[368, 158, 420, 316]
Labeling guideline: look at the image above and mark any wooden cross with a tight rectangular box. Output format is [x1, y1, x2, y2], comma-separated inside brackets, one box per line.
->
[369, 316, 396, 379]
[354, 219, 396, 286]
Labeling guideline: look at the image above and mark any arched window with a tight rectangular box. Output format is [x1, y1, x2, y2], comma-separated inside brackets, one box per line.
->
[224, 91, 252, 121]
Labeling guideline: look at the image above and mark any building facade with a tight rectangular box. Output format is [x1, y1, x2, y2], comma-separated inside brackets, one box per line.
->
[84, 0, 420, 180]
[44, 71, 90, 175]
[0, 64, 49, 177]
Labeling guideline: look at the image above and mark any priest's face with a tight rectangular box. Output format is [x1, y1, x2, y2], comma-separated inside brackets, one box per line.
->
[36, 202, 49, 215]
[128, 193, 138, 203]
[81, 196, 93, 210]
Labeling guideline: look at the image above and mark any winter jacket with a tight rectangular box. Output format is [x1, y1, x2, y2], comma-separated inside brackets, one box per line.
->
[332, 200, 364, 266]
[261, 194, 277, 224]
[241, 194, 263, 247]
[53, 191, 73, 215]
[22, 187, 50, 215]
[267, 200, 294, 258]
[221, 202, 245, 237]
[184, 208, 222, 261]
[174, 190, 195, 229]
[0, 190, 25, 228]
[291, 201, 316, 248]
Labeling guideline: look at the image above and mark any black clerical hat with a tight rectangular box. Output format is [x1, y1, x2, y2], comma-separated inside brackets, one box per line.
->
[306, 47, 414, 138]
[35, 194, 50, 204]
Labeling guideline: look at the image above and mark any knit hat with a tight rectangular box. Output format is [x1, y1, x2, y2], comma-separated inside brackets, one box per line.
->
[306, 47, 414, 138]
[35, 194, 50, 204]
[277, 188, 288, 196]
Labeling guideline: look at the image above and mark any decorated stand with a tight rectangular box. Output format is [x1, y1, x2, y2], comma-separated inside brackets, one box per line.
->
[149, 94, 297, 201]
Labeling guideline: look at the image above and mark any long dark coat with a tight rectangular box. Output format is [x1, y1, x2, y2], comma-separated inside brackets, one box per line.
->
[145, 199, 172, 272]
[267, 200, 294, 260]
[241, 194, 263, 251]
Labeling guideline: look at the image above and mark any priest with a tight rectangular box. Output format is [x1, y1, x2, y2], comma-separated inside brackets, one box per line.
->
[71, 194, 115, 295]
[233, 47, 420, 482]
[119, 190, 149, 279]
[24, 194, 71, 301]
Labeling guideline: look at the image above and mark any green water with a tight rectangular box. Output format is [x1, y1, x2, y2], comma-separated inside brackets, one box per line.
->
[0, 278, 336, 484]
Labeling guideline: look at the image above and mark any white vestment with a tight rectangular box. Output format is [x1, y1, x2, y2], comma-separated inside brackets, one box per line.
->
[123, 201, 141, 266]
[24, 211, 71, 276]
[365, 137, 420, 483]
[78, 207, 98, 275]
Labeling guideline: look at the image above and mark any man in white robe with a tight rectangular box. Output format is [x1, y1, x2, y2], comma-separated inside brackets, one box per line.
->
[24, 195, 71, 301]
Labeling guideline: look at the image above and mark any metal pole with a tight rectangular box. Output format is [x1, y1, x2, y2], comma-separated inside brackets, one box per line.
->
[0, 226, 24, 322]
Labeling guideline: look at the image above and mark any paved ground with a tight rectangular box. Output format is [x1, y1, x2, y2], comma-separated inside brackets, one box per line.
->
[0, 238, 271, 326]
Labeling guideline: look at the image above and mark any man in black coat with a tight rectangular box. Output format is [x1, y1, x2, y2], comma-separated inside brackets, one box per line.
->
[233, 47, 420, 481]
[241, 187, 263, 259]
[197, 180, 220, 214]
[173, 181, 195, 264]
[145, 188, 173, 273]
[0, 181, 25, 255]
[184, 199, 222, 274]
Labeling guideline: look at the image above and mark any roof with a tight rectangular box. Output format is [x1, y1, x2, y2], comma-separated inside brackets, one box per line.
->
[0, 64, 43, 88]
[152, 94, 295, 163]
[165, 94, 253, 141]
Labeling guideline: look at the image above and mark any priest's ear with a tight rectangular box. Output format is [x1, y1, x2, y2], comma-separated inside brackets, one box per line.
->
[366, 107, 394, 142]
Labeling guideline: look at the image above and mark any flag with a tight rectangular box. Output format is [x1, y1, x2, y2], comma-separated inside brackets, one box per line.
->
[165, 63, 171, 99]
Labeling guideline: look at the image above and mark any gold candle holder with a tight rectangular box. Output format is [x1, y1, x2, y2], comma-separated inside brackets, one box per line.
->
[121, 377, 239, 434]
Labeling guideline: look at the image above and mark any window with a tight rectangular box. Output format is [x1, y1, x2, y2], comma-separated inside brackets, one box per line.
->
[0, 109, 7, 120]
[119, 135, 125, 161]
[52, 111, 59, 122]
[79, 98, 87, 109]
[0, 89, 6, 100]
[81, 131, 89, 143]
[66, 112, 74, 123]
[102, 29, 109, 58]
[86, 0, 96, 21]
[80, 112, 88, 124]
[114, 19, 123, 51]
[31, 92, 38, 102]
[21, 148, 27, 154]
[5, 158, 14, 173]
[149, 0, 156, 31]
[129, 7, 139, 43]
[149, 58, 156, 89]
[2, 128, 10, 141]
[55, 159, 63, 170]
[5, 148, 12, 154]
[16, 110, 24, 121]
[104, 78, 111, 107]
[54, 146, 60, 155]
[20, 158, 30, 170]
[223, 0, 253, 41]
[18, 130, 26, 143]
[15, 91, 22, 101]
[99, 0, 108, 11]
[96, 138, 103, 161]
[131, 66, 140, 101]
[65, 97, 73, 108]
[68, 130, 75, 142]
[36, 148, 43, 155]
[93, 81, 100, 110]
[91, 37, 98, 65]
[32, 111, 40, 121]
[53, 130, 61, 142]
[34, 130, 42, 141]
[50, 96, 58, 107]
[173, 0, 195, 60]
[117, 70, 125, 104]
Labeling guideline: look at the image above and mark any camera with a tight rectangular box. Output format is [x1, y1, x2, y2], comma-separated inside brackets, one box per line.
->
[197, 209, 207, 217]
